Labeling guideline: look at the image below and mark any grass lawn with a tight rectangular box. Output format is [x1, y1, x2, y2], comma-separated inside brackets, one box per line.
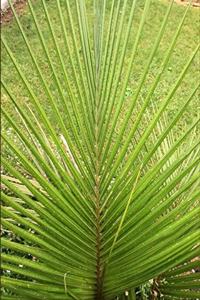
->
[1, 0, 199, 157]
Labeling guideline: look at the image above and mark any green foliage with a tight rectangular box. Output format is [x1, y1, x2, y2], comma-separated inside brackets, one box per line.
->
[158, 259, 200, 299]
[1, 0, 199, 299]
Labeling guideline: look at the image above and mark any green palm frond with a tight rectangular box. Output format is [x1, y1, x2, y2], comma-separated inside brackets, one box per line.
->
[1, 0, 199, 299]
[156, 258, 200, 299]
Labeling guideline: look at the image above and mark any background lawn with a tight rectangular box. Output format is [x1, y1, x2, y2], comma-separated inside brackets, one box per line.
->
[1, 0, 199, 159]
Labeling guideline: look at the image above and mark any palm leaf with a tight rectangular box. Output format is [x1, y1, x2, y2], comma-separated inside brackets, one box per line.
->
[155, 258, 200, 299]
[1, 0, 199, 299]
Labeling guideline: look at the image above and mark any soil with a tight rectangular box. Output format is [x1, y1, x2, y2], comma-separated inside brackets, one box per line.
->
[174, 0, 200, 6]
[0, 0, 28, 25]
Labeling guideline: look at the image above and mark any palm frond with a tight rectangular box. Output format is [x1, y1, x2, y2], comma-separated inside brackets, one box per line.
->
[157, 258, 200, 299]
[1, 0, 199, 299]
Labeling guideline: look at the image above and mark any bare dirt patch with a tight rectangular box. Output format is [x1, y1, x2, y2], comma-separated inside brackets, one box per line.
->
[174, 0, 200, 7]
[0, 0, 28, 25]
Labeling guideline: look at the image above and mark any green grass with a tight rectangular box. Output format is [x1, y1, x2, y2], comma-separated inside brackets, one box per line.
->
[1, 0, 199, 155]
